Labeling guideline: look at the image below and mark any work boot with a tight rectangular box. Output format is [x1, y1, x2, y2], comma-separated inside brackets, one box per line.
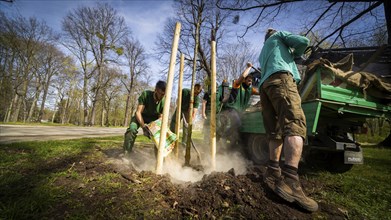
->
[275, 172, 318, 212]
[263, 166, 281, 191]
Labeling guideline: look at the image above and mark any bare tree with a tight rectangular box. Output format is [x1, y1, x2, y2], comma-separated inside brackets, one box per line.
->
[62, 3, 130, 126]
[0, 12, 58, 122]
[120, 37, 149, 126]
[217, 41, 257, 82]
[101, 68, 122, 126]
[36, 45, 71, 123]
[155, 0, 232, 83]
[50, 56, 78, 124]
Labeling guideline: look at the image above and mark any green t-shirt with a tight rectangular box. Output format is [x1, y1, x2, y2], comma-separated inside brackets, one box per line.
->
[225, 83, 253, 112]
[180, 88, 200, 112]
[138, 90, 165, 123]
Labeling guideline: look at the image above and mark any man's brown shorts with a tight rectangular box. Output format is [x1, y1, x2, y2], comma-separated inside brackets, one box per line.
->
[260, 72, 306, 140]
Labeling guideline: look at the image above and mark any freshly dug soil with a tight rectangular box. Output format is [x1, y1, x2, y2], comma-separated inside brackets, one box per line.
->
[47, 143, 355, 219]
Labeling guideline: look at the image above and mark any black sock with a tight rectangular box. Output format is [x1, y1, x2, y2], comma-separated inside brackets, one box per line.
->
[268, 160, 280, 169]
[283, 164, 298, 176]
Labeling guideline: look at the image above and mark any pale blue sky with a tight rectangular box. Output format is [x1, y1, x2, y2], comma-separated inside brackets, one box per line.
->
[1, 0, 175, 53]
[1, 0, 180, 87]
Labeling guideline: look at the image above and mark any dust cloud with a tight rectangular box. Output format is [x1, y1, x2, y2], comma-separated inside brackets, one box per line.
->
[123, 142, 252, 183]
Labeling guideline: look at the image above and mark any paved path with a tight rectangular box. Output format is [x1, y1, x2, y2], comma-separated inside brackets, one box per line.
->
[0, 125, 125, 144]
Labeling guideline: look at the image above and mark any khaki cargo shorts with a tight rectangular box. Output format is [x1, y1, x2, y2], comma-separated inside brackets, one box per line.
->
[260, 72, 306, 140]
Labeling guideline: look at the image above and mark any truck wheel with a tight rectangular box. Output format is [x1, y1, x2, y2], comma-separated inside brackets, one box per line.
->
[305, 150, 353, 173]
[329, 152, 354, 173]
[246, 134, 269, 165]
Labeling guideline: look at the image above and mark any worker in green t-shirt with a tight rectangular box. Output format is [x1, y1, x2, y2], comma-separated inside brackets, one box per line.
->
[123, 80, 166, 155]
[170, 83, 202, 145]
[219, 63, 259, 146]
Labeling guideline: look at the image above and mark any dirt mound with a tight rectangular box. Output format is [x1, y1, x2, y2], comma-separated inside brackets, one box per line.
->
[111, 146, 349, 219]
[156, 167, 348, 219]
[47, 145, 353, 219]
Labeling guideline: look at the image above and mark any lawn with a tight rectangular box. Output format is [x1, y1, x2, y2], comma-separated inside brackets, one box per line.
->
[0, 135, 390, 219]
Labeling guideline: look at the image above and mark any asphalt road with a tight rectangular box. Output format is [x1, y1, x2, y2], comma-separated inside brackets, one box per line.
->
[0, 125, 125, 144]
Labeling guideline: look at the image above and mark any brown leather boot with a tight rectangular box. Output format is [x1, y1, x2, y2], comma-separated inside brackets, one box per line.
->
[275, 172, 318, 212]
[263, 166, 281, 191]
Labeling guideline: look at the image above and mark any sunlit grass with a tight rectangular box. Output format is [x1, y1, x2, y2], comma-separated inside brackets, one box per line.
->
[311, 146, 391, 219]
[0, 136, 390, 219]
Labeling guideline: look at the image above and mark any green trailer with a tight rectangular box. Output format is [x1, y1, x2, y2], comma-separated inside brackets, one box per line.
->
[240, 64, 391, 172]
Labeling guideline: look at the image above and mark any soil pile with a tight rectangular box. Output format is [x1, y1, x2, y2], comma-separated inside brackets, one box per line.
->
[103, 145, 350, 219]
[48, 144, 354, 219]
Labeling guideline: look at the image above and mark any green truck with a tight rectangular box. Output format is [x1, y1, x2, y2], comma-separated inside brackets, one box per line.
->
[239, 58, 391, 172]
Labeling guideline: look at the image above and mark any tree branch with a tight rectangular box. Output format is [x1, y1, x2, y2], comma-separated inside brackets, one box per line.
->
[305, 2, 337, 36]
[216, 0, 303, 11]
[316, 1, 383, 48]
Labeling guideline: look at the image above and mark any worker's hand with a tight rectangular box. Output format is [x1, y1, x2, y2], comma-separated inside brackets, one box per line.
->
[202, 114, 207, 119]
[142, 125, 152, 138]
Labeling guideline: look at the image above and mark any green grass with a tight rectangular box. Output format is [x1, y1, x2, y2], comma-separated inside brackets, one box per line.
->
[310, 146, 391, 220]
[0, 136, 124, 219]
[356, 133, 389, 145]
[0, 135, 390, 219]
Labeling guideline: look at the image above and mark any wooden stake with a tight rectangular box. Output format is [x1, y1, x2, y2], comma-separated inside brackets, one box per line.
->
[174, 54, 184, 157]
[210, 40, 217, 171]
[156, 22, 181, 174]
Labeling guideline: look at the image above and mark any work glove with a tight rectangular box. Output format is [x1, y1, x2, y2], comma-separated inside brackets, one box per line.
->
[142, 125, 152, 138]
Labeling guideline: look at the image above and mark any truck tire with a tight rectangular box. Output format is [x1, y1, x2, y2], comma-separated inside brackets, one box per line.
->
[246, 134, 269, 165]
[329, 152, 354, 173]
[305, 150, 353, 173]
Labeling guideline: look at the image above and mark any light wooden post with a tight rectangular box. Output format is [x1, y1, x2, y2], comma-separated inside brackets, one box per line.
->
[156, 22, 181, 174]
[174, 54, 184, 157]
[210, 40, 217, 171]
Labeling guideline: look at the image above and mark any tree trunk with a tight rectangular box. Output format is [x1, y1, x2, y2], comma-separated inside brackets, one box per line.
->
[51, 96, 59, 123]
[12, 94, 23, 122]
[27, 82, 42, 122]
[83, 76, 89, 126]
[38, 86, 48, 123]
[90, 97, 98, 126]
[4, 93, 16, 122]
[38, 74, 53, 122]
[61, 98, 69, 124]
[105, 99, 111, 127]
[123, 93, 131, 126]
[101, 108, 105, 127]
[100, 99, 106, 127]
[51, 108, 56, 123]
[90, 67, 104, 126]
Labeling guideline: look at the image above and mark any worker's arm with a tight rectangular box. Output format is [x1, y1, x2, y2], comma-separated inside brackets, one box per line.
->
[136, 104, 152, 137]
[235, 62, 253, 86]
[280, 31, 310, 58]
[202, 99, 207, 119]
[192, 108, 198, 119]
[135, 104, 146, 128]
